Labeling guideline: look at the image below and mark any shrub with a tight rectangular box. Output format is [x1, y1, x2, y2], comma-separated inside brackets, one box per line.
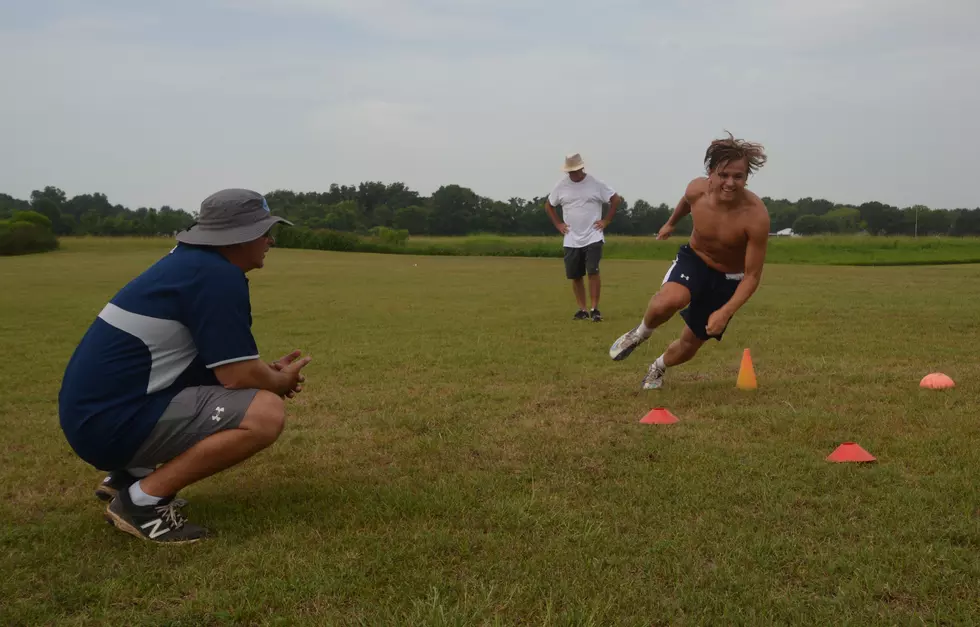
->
[275, 226, 363, 252]
[11, 210, 53, 230]
[368, 226, 410, 247]
[0, 220, 60, 255]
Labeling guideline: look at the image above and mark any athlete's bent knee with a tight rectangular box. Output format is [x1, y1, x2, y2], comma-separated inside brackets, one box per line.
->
[679, 328, 705, 353]
[242, 391, 286, 445]
[680, 336, 703, 353]
[652, 285, 689, 314]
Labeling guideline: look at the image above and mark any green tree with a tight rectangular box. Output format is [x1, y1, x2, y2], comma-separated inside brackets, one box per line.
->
[0, 193, 31, 219]
[430, 185, 480, 235]
[323, 200, 364, 232]
[393, 205, 432, 234]
[30, 186, 67, 209]
[859, 201, 903, 234]
[821, 206, 862, 233]
[950, 208, 980, 235]
[792, 214, 823, 235]
[31, 198, 66, 234]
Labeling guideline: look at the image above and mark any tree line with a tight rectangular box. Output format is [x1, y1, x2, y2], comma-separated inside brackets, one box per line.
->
[0, 187, 196, 237]
[3, 183, 980, 238]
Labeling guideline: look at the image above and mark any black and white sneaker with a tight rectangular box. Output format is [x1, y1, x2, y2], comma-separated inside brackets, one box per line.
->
[95, 470, 139, 502]
[590, 308, 602, 322]
[105, 487, 208, 544]
[573, 309, 590, 320]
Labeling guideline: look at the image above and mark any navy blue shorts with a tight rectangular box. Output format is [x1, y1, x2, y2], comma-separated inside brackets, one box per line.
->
[662, 245, 743, 341]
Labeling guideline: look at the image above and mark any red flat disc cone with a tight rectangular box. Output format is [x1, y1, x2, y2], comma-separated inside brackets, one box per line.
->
[640, 408, 679, 424]
[827, 442, 876, 463]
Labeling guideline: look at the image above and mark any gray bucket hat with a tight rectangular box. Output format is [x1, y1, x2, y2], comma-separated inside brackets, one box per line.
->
[175, 188, 293, 246]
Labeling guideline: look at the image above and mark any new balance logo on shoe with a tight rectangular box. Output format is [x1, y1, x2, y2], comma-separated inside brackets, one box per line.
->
[140, 518, 171, 539]
[105, 492, 209, 543]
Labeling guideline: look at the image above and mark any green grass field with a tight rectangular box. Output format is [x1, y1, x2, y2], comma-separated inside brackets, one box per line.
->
[3, 237, 980, 625]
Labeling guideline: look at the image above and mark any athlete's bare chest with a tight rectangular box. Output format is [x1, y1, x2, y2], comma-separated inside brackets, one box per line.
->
[690, 201, 750, 250]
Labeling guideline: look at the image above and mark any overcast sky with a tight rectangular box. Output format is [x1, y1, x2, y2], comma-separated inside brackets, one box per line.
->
[2, 0, 978, 213]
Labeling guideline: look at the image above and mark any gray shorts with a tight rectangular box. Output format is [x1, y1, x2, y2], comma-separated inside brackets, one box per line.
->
[564, 241, 603, 279]
[125, 386, 259, 469]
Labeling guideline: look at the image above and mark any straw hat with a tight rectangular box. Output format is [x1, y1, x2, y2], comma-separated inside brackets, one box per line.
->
[562, 153, 585, 172]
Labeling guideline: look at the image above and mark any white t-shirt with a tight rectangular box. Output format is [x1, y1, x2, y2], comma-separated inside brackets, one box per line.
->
[548, 173, 616, 248]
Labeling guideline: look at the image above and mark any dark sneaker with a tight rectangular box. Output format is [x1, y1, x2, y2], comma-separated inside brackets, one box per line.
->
[591, 308, 602, 322]
[573, 309, 590, 320]
[95, 470, 138, 502]
[105, 487, 208, 544]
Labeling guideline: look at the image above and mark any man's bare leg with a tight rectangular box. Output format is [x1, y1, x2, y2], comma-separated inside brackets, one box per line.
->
[571, 277, 587, 312]
[105, 391, 287, 543]
[643, 326, 705, 389]
[140, 390, 285, 498]
[663, 326, 705, 367]
[609, 282, 691, 360]
[588, 273, 601, 310]
[641, 283, 691, 329]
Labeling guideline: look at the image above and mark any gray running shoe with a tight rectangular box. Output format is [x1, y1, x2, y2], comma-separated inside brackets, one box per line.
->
[641, 362, 666, 390]
[609, 326, 648, 361]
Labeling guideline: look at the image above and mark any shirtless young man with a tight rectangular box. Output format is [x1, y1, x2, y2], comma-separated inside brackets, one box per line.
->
[607, 133, 770, 389]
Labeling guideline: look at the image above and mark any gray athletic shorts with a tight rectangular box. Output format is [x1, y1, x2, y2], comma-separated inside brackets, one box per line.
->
[125, 386, 259, 469]
[563, 241, 603, 279]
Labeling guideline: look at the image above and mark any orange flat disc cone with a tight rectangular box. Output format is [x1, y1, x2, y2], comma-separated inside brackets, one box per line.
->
[827, 442, 876, 463]
[640, 407, 679, 424]
[920, 373, 955, 389]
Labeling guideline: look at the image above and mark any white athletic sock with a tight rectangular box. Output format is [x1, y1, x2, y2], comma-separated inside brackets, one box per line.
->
[129, 481, 164, 507]
[125, 467, 154, 478]
[637, 321, 654, 338]
[654, 354, 667, 371]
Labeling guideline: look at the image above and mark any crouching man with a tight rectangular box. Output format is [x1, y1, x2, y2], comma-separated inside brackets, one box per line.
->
[58, 189, 311, 543]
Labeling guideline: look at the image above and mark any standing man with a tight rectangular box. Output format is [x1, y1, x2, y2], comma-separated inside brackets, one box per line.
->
[608, 132, 770, 389]
[59, 188, 311, 544]
[545, 152, 622, 322]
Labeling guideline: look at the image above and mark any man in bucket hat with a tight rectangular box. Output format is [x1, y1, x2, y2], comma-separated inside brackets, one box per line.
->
[59, 188, 311, 544]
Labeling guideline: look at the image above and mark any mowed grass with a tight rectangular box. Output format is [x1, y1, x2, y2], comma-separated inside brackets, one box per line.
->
[2, 237, 980, 625]
[404, 234, 980, 266]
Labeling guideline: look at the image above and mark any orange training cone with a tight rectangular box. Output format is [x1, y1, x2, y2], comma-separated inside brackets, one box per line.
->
[640, 408, 679, 424]
[826, 442, 876, 463]
[920, 373, 955, 389]
[736, 348, 757, 390]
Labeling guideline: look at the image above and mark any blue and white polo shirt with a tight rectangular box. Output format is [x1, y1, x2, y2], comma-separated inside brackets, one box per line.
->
[58, 244, 260, 470]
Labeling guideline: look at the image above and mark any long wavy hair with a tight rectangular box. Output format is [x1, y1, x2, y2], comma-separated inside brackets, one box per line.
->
[704, 131, 767, 175]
